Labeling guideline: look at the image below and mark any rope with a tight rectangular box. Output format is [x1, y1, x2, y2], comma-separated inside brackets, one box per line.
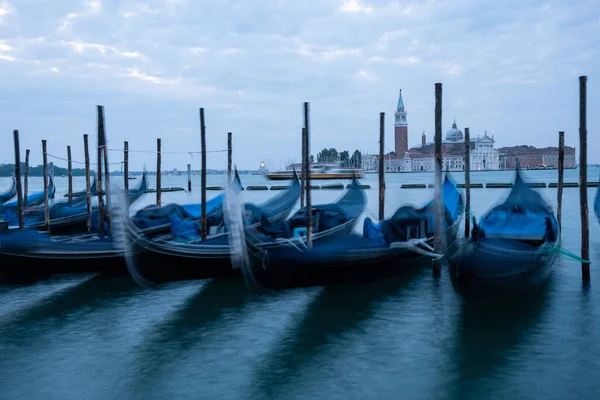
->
[106, 148, 228, 155]
[554, 246, 592, 264]
[46, 153, 122, 166]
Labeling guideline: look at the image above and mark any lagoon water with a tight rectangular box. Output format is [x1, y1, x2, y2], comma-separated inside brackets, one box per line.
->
[1, 168, 600, 400]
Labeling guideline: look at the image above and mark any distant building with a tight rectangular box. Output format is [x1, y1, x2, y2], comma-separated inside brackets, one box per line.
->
[499, 146, 576, 169]
[380, 90, 500, 172]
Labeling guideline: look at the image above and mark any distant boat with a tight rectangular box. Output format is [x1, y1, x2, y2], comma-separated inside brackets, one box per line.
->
[266, 164, 364, 180]
[128, 175, 137, 180]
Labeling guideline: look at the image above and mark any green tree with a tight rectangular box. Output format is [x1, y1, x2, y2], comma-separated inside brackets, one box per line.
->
[339, 150, 350, 167]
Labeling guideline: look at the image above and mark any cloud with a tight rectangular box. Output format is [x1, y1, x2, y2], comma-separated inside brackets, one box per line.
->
[0, 0, 598, 170]
[338, 0, 372, 13]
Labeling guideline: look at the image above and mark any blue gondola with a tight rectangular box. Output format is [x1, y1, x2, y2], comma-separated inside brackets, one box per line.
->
[124, 170, 302, 284]
[242, 174, 462, 290]
[449, 169, 560, 300]
[0, 174, 55, 211]
[0, 176, 17, 205]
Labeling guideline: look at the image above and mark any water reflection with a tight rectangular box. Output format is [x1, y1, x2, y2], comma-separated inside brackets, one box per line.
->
[127, 278, 271, 390]
[248, 274, 417, 400]
[446, 276, 555, 400]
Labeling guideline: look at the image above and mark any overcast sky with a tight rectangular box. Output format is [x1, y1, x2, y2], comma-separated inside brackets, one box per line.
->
[1, 0, 598, 171]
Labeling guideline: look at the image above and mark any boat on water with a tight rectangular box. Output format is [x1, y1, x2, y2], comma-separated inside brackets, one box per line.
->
[449, 168, 560, 300]
[240, 174, 461, 290]
[265, 164, 364, 180]
[124, 171, 301, 285]
[0, 176, 17, 205]
[0, 172, 148, 235]
[0, 174, 56, 212]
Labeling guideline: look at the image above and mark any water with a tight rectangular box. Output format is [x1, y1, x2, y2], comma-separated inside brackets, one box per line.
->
[1, 169, 600, 399]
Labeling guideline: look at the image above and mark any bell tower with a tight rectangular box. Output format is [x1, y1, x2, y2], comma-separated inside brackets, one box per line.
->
[394, 89, 408, 155]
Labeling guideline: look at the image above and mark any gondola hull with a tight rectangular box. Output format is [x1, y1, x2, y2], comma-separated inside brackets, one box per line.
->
[126, 230, 237, 283]
[248, 221, 460, 289]
[0, 237, 125, 284]
[449, 238, 558, 300]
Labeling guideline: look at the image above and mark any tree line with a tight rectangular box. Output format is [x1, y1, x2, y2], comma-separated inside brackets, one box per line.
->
[315, 148, 362, 168]
[0, 163, 91, 177]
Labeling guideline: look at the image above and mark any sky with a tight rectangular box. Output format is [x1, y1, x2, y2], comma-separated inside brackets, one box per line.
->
[0, 0, 599, 171]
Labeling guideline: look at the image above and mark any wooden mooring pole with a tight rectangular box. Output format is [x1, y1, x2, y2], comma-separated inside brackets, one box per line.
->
[300, 127, 306, 208]
[578, 76, 590, 283]
[67, 145, 73, 205]
[227, 131, 232, 181]
[464, 127, 471, 238]
[13, 130, 24, 229]
[557, 131, 565, 232]
[187, 164, 192, 192]
[303, 102, 312, 248]
[98, 105, 112, 236]
[83, 134, 92, 232]
[433, 83, 443, 277]
[96, 110, 105, 239]
[156, 138, 162, 206]
[42, 139, 50, 229]
[200, 108, 207, 240]
[379, 112, 385, 221]
[124, 141, 129, 197]
[23, 149, 29, 207]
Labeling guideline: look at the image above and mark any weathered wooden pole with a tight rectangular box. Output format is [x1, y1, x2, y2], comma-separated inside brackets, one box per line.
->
[83, 134, 92, 232]
[67, 145, 73, 205]
[379, 112, 385, 221]
[23, 149, 30, 207]
[156, 138, 162, 206]
[227, 131, 233, 181]
[433, 83, 443, 277]
[300, 127, 306, 208]
[187, 163, 192, 192]
[96, 110, 105, 239]
[304, 101, 312, 248]
[464, 127, 471, 238]
[42, 139, 50, 229]
[557, 131, 565, 231]
[200, 108, 207, 240]
[13, 131, 25, 229]
[124, 141, 129, 197]
[578, 76, 590, 283]
[98, 105, 112, 236]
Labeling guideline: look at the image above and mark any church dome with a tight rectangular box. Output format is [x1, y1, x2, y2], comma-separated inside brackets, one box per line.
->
[446, 120, 463, 141]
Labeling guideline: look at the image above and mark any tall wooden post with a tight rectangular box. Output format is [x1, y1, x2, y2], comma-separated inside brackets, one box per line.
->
[227, 131, 233, 180]
[300, 127, 306, 208]
[156, 138, 162, 206]
[379, 112, 385, 221]
[67, 145, 73, 205]
[23, 149, 30, 207]
[200, 108, 207, 240]
[98, 105, 112, 236]
[124, 141, 129, 197]
[96, 110, 105, 239]
[83, 134, 92, 232]
[433, 83, 443, 277]
[303, 102, 312, 248]
[578, 76, 590, 283]
[187, 163, 192, 192]
[557, 131, 565, 231]
[464, 127, 471, 238]
[42, 139, 50, 229]
[13, 131, 25, 229]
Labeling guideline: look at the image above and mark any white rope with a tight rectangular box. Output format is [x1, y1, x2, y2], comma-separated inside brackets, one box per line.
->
[274, 237, 307, 252]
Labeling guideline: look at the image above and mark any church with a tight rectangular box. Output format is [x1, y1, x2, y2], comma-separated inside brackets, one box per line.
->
[385, 89, 500, 172]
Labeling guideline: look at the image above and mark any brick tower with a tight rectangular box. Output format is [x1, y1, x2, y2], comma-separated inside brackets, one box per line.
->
[394, 89, 408, 155]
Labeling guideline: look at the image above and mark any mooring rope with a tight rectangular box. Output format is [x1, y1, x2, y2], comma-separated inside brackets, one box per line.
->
[554, 246, 592, 264]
